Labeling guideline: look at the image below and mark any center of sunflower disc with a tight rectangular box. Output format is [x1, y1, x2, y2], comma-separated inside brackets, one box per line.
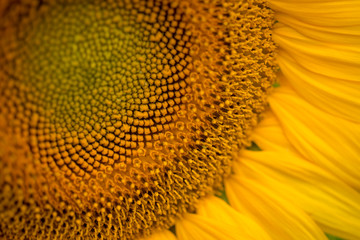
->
[0, 0, 276, 239]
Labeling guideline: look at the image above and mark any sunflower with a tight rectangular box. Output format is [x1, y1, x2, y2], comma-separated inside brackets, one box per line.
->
[0, 0, 359, 239]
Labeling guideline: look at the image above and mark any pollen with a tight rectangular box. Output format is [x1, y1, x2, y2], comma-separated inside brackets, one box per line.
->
[0, 0, 276, 239]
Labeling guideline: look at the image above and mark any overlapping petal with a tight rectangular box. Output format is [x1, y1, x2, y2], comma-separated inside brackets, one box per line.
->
[252, 110, 294, 152]
[234, 149, 360, 240]
[273, 25, 360, 82]
[141, 230, 177, 240]
[274, 13, 360, 44]
[196, 196, 271, 240]
[276, 50, 360, 122]
[225, 169, 327, 240]
[269, 88, 360, 190]
[268, 0, 360, 27]
[176, 213, 244, 240]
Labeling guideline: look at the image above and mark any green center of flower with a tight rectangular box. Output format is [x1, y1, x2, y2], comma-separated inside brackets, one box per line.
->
[0, 0, 276, 239]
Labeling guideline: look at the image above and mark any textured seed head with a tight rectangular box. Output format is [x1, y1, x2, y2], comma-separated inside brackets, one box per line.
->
[0, 0, 276, 239]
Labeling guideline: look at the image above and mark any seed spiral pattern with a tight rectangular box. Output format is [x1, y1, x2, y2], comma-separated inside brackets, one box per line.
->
[0, 0, 276, 239]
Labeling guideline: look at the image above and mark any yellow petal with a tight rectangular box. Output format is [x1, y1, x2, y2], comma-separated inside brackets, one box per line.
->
[273, 25, 360, 82]
[268, 0, 360, 27]
[176, 213, 246, 240]
[237, 149, 360, 240]
[277, 49, 360, 122]
[225, 171, 327, 240]
[252, 110, 295, 151]
[140, 229, 177, 240]
[269, 88, 360, 190]
[196, 195, 271, 240]
[274, 12, 360, 44]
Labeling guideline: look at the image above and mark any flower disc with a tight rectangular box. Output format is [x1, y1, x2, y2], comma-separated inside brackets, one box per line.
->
[0, 0, 276, 239]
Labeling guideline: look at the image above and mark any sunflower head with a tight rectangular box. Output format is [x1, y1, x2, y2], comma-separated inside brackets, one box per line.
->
[0, 0, 276, 239]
